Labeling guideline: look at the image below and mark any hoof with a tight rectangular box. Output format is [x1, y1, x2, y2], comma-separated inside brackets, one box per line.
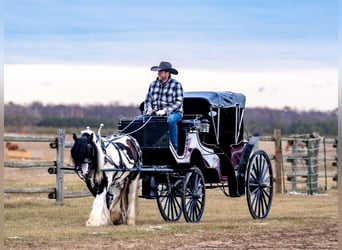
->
[86, 218, 111, 227]
[126, 219, 136, 226]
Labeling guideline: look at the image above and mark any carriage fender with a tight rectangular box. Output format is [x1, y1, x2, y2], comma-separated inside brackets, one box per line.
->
[239, 128, 262, 168]
[237, 128, 262, 180]
[189, 149, 205, 169]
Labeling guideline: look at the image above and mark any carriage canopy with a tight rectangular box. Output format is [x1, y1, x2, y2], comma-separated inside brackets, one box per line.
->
[184, 91, 246, 109]
[183, 91, 246, 146]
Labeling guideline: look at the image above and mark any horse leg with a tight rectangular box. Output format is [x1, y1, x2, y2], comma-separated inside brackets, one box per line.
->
[125, 173, 140, 226]
[109, 183, 125, 225]
[86, 189, 112, 227]
[120, 181, 129, 225]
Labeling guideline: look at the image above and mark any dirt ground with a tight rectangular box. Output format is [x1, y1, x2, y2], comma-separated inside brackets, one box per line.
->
[5, 216, 339, 250]
[7, 226, 338, 250]
[4, 137, 339, 249]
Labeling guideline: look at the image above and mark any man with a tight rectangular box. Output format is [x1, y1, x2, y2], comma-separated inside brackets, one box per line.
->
[144, 61, 184, 151]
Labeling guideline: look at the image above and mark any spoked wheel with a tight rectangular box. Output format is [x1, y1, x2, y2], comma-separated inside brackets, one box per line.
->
[246, 150, 273, 219]
[156, 180, 183, 222]
[182, 166, 206, 222]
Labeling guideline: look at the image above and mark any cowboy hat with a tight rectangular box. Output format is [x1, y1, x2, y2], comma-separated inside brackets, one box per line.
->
[150, 61, 178, 75]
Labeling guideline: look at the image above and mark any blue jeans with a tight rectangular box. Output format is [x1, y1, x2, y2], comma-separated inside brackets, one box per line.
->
[168, 112, 182, 151]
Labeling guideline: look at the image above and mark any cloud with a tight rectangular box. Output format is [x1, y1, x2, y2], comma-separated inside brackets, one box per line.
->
[4, 0, 337, 71]
[257, 86, 265, 93]
[4, 64, 337, 111]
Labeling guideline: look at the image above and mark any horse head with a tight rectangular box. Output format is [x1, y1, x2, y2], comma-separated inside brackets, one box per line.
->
[71, 129, 105, 187]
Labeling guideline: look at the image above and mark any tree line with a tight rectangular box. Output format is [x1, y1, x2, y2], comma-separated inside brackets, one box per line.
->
[4, 101, 338, 136]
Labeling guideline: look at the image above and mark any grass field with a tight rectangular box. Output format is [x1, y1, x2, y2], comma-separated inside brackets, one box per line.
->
[4, 189, 338, 249]
[4, 137, 339, 249]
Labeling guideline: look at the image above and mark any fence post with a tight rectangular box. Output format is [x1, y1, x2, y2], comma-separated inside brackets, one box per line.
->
[274, 129, 282, 194]
[56, 129, 66, 205]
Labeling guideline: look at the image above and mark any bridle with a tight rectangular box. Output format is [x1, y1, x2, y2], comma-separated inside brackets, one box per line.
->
[74, 140, 96, 181]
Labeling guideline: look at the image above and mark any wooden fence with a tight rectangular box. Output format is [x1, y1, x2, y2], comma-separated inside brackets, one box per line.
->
[262, 130, 337, 193]
[4, 129, 79, 205]
[4, 129, 338, 204]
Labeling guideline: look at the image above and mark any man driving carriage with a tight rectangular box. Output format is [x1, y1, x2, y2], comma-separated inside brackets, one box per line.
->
[118, 78, 274, 222]
[143, 61, 184, 151]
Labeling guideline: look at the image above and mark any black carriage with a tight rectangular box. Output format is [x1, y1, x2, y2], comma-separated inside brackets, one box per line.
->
[118, 91, 273, 222]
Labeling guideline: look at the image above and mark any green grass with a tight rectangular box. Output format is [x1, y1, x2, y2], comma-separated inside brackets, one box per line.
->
[4, 189, 338, 249]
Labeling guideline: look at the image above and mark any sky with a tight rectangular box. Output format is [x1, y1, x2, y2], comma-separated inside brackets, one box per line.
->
[3, 0, 338, 111]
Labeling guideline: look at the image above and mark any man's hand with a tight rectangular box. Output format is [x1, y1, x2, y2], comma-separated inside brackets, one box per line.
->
[146, 109, 154, 116]
[156, 110, 166, 116]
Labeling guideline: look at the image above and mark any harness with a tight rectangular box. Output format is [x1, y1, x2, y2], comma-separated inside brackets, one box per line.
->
[99, 135, 140, 211]
[71, 128, 143, 226]
[103, 136, 140, 179]
[74, 132, 140, 214]
[103, 138, 124, 169]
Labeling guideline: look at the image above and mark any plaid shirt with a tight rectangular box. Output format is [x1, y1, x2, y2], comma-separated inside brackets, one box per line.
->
[144, 77, 184, 115]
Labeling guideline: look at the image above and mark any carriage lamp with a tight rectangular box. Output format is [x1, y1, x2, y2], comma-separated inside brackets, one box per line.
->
[200, 119, 210, 133]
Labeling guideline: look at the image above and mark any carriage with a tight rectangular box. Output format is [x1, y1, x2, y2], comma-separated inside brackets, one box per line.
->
[117, 91, 274, 222]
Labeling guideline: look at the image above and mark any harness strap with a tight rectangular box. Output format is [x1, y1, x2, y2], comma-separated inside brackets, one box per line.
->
[95, 134, 107, 155]
[100, 136, 127, 170]
[104, 155, 120, 168]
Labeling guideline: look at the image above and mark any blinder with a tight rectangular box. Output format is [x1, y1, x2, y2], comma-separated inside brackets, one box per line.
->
[87, 143, 95, 160]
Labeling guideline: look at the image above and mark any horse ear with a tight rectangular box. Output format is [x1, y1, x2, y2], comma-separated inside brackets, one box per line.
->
[73, 133, 78, 141]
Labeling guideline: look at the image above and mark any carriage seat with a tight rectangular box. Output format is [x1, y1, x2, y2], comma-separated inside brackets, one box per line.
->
[177, 118, 211, 155]
[178, 119, 200, 131]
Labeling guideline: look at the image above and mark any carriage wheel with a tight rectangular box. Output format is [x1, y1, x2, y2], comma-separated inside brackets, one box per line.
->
[156, 181, 183, 222]
[246, 150, 273, 219]
[182, 166, 206, 223]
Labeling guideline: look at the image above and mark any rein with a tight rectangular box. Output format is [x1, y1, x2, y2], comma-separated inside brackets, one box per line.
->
[118, 115, 153, 136]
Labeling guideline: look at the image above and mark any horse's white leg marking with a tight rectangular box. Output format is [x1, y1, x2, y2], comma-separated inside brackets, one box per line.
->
[126, 173, 140, 226]
[86, 188, 112, 227]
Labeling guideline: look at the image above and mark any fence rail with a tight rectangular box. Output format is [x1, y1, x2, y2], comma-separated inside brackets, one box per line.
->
[4, 129, 338, 204]
[4, 161, 56, 168]
[3, 130, 83, 204]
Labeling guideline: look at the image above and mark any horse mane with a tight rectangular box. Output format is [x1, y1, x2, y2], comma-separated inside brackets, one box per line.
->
[89, 132, 105, 183]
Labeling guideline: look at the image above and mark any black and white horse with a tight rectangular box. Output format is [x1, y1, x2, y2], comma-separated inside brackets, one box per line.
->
[71, 126, 142, 227]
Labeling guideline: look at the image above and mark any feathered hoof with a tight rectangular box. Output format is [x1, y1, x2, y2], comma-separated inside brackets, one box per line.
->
[126, 218, 136, 226]
[111, 211, 123, 225]
[86, 218, 112, 227]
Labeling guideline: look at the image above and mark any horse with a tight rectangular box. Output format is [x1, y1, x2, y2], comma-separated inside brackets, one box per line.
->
[71, 126, 142, 227]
